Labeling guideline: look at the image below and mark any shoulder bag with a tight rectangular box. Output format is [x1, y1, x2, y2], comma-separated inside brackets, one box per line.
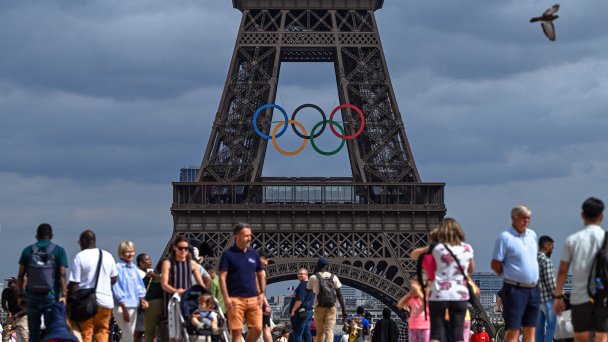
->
[443, 244, 480, 304]
[68, 249, 102, 322]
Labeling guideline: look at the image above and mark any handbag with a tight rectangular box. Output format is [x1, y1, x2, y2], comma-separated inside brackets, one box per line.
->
[296, 307, 308, 320]
[443, 244, 480, 304]
[554, 309, 574, 339]
[68, 249, 102, 322]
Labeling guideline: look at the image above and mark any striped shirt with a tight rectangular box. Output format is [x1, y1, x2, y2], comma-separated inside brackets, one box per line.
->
[537, 251, 556, 303]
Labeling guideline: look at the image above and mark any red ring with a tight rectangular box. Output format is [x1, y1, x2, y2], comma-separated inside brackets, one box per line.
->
[328, 104, 365, 140]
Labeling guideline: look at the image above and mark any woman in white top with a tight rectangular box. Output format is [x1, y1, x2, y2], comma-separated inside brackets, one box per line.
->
[411, 218, 475, 342]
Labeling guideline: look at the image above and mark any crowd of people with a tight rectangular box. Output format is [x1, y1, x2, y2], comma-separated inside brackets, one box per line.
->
[1, 196, 606, 342]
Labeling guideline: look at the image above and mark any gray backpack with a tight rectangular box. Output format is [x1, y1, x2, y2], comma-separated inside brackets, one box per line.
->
[27, 243, 57, 293]
[316, 273, 336, 307]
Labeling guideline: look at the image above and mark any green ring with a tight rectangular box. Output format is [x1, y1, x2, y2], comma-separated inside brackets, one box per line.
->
[310, 120, 346, 156]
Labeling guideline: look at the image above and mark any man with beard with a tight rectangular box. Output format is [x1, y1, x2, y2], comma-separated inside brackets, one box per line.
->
[536, 235, 556, 342]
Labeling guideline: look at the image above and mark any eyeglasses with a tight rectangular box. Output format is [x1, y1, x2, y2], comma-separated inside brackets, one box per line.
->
[176, 246, 189, 251]
[297, 273, 306, 275]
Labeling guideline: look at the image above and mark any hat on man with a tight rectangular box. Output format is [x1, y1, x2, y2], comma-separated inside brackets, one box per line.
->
[318, 257, 329, 266]
[5, 277, 16, 284]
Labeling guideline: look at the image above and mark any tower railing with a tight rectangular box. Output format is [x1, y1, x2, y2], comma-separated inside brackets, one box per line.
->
[172, 180, 444, 210]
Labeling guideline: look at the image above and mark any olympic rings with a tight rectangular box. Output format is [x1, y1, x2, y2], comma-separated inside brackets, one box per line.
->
[272, 120, 308, 156]
[291, 104, 326, 139]
[310, 120, 346, 156]
[252, 103, 365, 156]
[253, 104, 289, 140]
[329, 104, 365, 140]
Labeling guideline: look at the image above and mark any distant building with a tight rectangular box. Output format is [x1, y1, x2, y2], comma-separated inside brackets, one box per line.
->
[179, 165, 199, 182]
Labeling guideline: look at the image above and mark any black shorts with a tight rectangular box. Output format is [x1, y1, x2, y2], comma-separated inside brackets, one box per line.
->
[571, 302, 608, 333]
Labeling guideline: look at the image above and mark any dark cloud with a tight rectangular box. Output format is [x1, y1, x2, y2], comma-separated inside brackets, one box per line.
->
[1, 0, 608, 278]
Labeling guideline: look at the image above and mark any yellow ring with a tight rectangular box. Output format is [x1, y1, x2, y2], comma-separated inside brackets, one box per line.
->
[272, 120, 308, 156]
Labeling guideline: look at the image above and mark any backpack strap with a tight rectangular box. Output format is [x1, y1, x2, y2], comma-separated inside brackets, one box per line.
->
[588, 231, 608, 300]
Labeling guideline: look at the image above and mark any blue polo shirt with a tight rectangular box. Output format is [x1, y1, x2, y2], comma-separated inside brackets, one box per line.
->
[492, 226, 539, 284]
[289, 281, 314, 312]
[218, 246, 262, 297]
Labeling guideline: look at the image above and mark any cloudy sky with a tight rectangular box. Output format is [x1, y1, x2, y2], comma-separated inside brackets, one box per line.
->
[1, 0, 608, 291]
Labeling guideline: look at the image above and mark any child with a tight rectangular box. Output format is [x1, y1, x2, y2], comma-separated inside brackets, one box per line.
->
[397, 279, 430, 342]
[277, 329, 290, 342]
[191, 293, 219, 334]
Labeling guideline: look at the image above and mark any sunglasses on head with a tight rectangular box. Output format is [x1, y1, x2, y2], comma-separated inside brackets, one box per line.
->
[176, 246, 189, 251]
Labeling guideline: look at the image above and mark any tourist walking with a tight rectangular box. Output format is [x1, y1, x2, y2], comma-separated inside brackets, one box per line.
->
[218, 223, 266, 342]
[412, 218, 475, 342]
[112, 241, 149, 342]
[536, 235, 557, 342]
[371, 308, 399, 342]
[138, 254, 167, 342]
[189, 239, 212, 288]
[397, 279, 429, 342]
[68, 230, 118, 342]
[470, 324, 490, 342]
[306, 257, 347, 342]
[289, 268, 314, 342]
[491, 205, 539, 342]
[259, 250, 273, 342]
[17, 223, 69, 342]
[397, 309, 409, 342]
[160, 237, 205, 341]
[2, 277, 28, 342]
[204, 265, 226, 313]
[554, 197, 607, 341]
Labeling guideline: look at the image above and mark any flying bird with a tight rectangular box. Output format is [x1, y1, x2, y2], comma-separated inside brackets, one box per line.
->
[530, 4, 560, 41]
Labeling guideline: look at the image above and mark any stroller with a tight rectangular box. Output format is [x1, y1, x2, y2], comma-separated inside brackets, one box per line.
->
[168, 285, 228, 342]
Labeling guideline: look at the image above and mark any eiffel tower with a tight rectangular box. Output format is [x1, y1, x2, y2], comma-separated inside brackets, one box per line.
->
[168, 0, 494, 335]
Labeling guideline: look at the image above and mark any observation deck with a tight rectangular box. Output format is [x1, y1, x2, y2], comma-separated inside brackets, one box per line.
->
[233, 0, 384, 11]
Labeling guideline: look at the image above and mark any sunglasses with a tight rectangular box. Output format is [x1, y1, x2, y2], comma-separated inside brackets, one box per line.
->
[176, 246, 189, 251]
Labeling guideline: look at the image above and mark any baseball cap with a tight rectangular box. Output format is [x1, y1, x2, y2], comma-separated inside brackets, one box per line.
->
[318, 257, 329, 266]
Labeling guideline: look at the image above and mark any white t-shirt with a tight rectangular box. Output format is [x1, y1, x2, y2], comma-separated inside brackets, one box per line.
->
[430, 243, 474, 301]
[561, 224, 605, 305]
[307, 271, 342, 307]
[69, 248, 118, 309]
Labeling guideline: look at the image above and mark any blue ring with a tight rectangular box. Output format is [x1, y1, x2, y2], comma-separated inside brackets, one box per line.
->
[253, 104, 289, 140]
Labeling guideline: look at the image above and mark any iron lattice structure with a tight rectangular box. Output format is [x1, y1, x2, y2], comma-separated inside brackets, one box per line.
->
[167, 0, 495, 336]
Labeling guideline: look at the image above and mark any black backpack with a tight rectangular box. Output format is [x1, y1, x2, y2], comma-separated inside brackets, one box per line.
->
[588, 231, 608, 307]
[27, 243, 57, 293]
[415, 243, 436, 319]
[316, 273, 337, 307]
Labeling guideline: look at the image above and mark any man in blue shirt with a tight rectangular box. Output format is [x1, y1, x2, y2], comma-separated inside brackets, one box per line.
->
[491, 205, 540, 342]
[219, 223, 266, 342]
[16, 223, 69, 342]
[289, 268, 314, 342]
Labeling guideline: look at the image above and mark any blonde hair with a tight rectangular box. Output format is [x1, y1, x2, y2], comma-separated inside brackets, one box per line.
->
[511, 204, 532, 218]
[198, 293, 215, 309]
[434, 217, 465, 245]
[118, 241, 135, 258]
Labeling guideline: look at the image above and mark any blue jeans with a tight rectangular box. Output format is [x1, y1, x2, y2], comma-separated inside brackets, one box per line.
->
[25, 292, 56, 342]
[291, 316, 312, 342]
[535, 301, 557, 342]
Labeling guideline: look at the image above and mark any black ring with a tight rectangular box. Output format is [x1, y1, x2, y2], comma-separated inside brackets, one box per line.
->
[290, 104, 326, 139]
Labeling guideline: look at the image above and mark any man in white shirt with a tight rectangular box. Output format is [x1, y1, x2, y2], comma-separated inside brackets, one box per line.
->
[306, 258, 347, 342]
[68, 230, 118, 342]
[554, 197, 606, 342]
